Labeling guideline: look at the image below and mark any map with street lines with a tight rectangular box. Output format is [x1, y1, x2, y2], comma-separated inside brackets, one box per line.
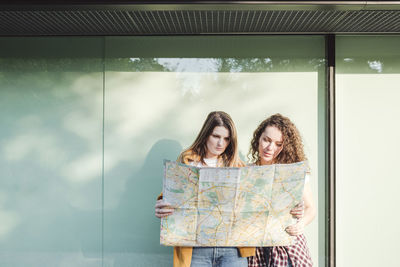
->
[160, 160, 307, 247]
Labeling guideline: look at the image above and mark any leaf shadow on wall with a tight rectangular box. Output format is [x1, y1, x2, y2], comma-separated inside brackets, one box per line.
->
[103, 139, 182, 260]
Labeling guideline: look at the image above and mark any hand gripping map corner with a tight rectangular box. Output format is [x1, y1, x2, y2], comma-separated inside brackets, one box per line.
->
[160, 160, 307, 247]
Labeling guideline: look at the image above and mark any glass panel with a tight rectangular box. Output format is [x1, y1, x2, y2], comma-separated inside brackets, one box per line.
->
[0, 35, 326, 266]
[104, 36, 326, 266]
[0, 37, 103, 266]
[336, 36, 400, 267]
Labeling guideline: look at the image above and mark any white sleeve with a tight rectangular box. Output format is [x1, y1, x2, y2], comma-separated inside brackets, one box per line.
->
[305, 173, 310, 184]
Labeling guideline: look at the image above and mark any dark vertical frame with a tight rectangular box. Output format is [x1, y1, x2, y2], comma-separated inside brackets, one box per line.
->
[325, 34, 335, 267]
[101, 36, 106, 267]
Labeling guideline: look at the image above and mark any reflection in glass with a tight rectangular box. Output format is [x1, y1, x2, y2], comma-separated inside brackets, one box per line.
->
[104, 36, 325, 267]
[0, 36, 326, 267]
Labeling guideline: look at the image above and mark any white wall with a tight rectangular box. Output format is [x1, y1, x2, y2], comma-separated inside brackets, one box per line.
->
[336, 36, 400, 267]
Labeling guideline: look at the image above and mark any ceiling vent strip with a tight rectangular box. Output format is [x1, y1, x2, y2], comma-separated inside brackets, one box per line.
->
[1, 9, 400, 35]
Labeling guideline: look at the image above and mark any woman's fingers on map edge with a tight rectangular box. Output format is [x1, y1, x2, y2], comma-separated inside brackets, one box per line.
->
[155, 199, 175, 218]
[290, 210, 304, 219]
[157, 208, 174, 213]
[290, 203, 304, 218]
[285, 227, 298, 236]
[285, 221, 304, 236]
[155, 200, 174, 209]
[155, 209, 174, 218]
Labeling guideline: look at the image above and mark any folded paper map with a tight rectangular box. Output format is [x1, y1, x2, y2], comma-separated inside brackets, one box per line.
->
[160, 160, 307, 247]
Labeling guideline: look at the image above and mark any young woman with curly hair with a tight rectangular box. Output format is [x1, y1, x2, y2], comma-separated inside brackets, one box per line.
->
[247, 114, 316, 267]
[155, 111, 255, 267]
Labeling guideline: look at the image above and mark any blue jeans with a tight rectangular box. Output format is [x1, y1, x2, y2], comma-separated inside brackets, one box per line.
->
[190, 247, 247, 267]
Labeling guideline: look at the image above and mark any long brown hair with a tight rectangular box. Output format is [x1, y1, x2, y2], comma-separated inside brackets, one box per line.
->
[178, 111, 244, 167]
[248, 113, 306, 165]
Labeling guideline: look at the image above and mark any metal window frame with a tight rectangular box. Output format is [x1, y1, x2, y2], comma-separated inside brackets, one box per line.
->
[326, 34, 336, 267]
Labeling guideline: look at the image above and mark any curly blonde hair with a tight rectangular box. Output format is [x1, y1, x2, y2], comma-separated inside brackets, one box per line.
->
[248, 114, 306, 164]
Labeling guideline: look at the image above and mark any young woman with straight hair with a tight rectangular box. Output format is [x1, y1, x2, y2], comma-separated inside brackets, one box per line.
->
[155, 111, 255, 267]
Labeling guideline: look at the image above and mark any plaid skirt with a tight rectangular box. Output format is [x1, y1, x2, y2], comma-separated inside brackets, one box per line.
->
[248, 234, 313, 267]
